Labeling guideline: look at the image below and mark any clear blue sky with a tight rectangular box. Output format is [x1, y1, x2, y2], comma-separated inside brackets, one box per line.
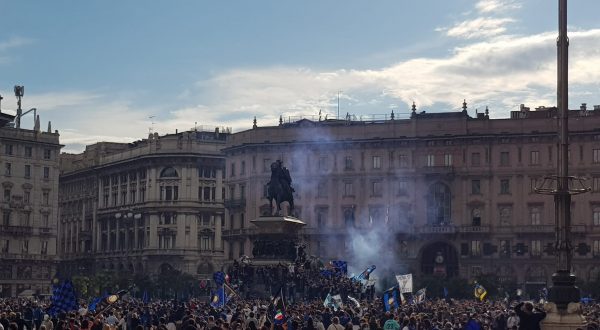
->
[1, 0, 599, 152]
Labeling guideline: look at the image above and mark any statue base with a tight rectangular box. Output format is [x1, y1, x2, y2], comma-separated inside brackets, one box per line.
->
[249, 216, 306, 261]
[541, 302, 585, 330]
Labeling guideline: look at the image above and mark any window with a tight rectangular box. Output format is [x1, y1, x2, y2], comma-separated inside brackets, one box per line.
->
[530, 207, 541, 225]
[4, 144, 13, 155]
[316, 208, 327, 228]
[230, 163, 236, 177]
[201, 236, 211, 251]
[43, 167, 50, 179]
[500, 179, 510, 194]
[426, 154, 435, 167]
[530, 177, 541, 193]
[22, 240, 29, 253]
[42, 214, 49, 227]
[530, 151, 540, 165]
[500, 240, 511, 257]
[471, 180, 481, 194]
[472, 208, 481, 226]
[444, 154, 453, 166]
[594, 177, 600, 193]
[594, 208, 600, 226]
[23, 191, 30, 203]
[319, 156, 329, 171]
[344, 156, 353, 170]
[594, 149, 600, 163]
[471, 240, 482, 256]
[5, 163, 11, 176]
[372, 156, 381, 169]
[531, 240, 542, 257]
[24, 147, 32, 157]
[41, 241, 48, 255]
[24, 165, 31, 179]
[43, 191, 49, 205]
[240, 185, 245, 199]
[499, 206, 512, 225]
[317, 180, 328, 198]
[43, 149, 51, 160]
[343, 181, 353, 197]
[471, 152, 481, 166]
[1, 240, 8, 253]
[3, 189, 10, 202]
[161, 186, 179, 201]
[2, 211, 9, 226]
[500, 152, 509, 166]
[263, 159, 271, 173]
[398, 179, 408, 195]
[399, 154, 408, 168]
[594, 240, 600, 257]
[371, 180, 382, 197]
[241, 161, 246, 175]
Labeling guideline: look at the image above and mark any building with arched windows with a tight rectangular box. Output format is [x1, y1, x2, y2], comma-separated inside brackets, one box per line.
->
[223, 104, 600, 285]
[58, 129, 229, 280]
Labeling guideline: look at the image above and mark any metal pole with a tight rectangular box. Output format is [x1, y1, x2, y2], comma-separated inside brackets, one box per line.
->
[548, 0, 580, 310]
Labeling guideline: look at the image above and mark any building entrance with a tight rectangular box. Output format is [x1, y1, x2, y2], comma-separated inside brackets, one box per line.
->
[420, 242, 459, 278]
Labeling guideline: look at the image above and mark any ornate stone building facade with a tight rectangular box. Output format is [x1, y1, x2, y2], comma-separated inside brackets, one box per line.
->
[59, 129, 228, 280]
[0, 112, 61, 297]
[223, 104, 600, 286]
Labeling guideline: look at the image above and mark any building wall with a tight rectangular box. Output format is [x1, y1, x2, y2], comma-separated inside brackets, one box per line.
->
[59, 130, 228, 281]
[223, 108, 600, 285]
[0, 126, 61, 297]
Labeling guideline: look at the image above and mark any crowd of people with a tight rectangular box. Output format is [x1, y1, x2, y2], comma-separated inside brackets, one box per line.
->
[227, 260, 374, 302]
[1, 295, 600, 330]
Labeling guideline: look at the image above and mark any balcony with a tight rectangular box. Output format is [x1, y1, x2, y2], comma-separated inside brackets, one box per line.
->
[419, 165, 455, 177]
[224, 198, 246, 209]
[513, 225, 554, 234]
[222, 228, 256, 237]
[1, 225, 33, 236]
[418, 225, 456, 234]
[459, 226, 490, 233]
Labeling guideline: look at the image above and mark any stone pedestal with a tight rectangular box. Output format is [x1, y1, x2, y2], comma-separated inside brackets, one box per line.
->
[541, 302, 585, 330]
[249, 216, 306, 264]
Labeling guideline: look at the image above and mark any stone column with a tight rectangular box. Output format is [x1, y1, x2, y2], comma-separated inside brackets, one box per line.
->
[214, 213, 223, 251]
[149, 213, 158, 249]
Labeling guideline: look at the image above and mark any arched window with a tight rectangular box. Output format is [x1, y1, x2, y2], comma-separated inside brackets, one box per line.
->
[160, 167, 178, 178]
[427, 182, 451, 225]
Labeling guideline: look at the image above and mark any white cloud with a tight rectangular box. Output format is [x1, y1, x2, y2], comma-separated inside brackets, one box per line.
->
[445, 17, 515, 39]
[475, 0, 521, 14]
[0, 37, 33, 64]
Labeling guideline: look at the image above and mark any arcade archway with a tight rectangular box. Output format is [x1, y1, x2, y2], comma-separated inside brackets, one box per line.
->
[420, 241, 459, 278]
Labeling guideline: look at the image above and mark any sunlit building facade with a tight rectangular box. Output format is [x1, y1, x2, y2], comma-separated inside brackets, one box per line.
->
[223, 103, 600, 286]
[59, 129, 228, 280]
[0, 112, 62, 297]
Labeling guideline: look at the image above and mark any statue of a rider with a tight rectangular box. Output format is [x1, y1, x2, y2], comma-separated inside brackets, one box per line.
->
[267, 160, 295, 214]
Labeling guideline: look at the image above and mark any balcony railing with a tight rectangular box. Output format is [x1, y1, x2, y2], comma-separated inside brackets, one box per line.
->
[459, 226, 490, 233]
[1, 225, 34, 236]
[224, 199, 246, 209]
[513, 225, 554, 233]
[418, 225, 456, 234]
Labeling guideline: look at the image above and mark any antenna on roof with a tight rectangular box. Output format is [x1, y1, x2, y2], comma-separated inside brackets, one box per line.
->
[148, 115, 155, 135]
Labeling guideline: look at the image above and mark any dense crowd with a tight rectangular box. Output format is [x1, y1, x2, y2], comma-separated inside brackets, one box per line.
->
[2, 294, 600, 330]
[228, 260, 374, 302]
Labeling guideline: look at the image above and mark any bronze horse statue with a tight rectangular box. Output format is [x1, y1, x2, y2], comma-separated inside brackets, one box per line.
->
[267, 160, 294, 216]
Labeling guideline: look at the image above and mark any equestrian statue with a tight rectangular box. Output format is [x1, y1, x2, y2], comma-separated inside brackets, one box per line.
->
[266, 160, 295, 216]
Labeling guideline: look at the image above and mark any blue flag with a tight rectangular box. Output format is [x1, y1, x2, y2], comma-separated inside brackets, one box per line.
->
[383, 288, 399, 311]
[213, 271, 226, 287]
[210, 287, 226, 308]
[87, 295, 105, 312]
[354, 265, 376, 281]
[142, 290, 149, 304]
[47, 280, 78, 316]
[330, 260, 348, 275]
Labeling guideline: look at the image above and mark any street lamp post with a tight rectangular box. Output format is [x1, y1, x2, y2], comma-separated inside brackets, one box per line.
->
[535, 0, 590, 314]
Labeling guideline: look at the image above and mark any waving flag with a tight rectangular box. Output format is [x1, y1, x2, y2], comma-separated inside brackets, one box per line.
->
[47, 279, 78, 316]
[330, 260, 348, 275]
[474, 283, 487, 301]
[414, 288, 426, 304]
[354, 265, 376, 281]
[213, 271, 226, 287]
[210, 287, 227, 308]
[395, 274, 413, 293]
[383, 287, 399, 311]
